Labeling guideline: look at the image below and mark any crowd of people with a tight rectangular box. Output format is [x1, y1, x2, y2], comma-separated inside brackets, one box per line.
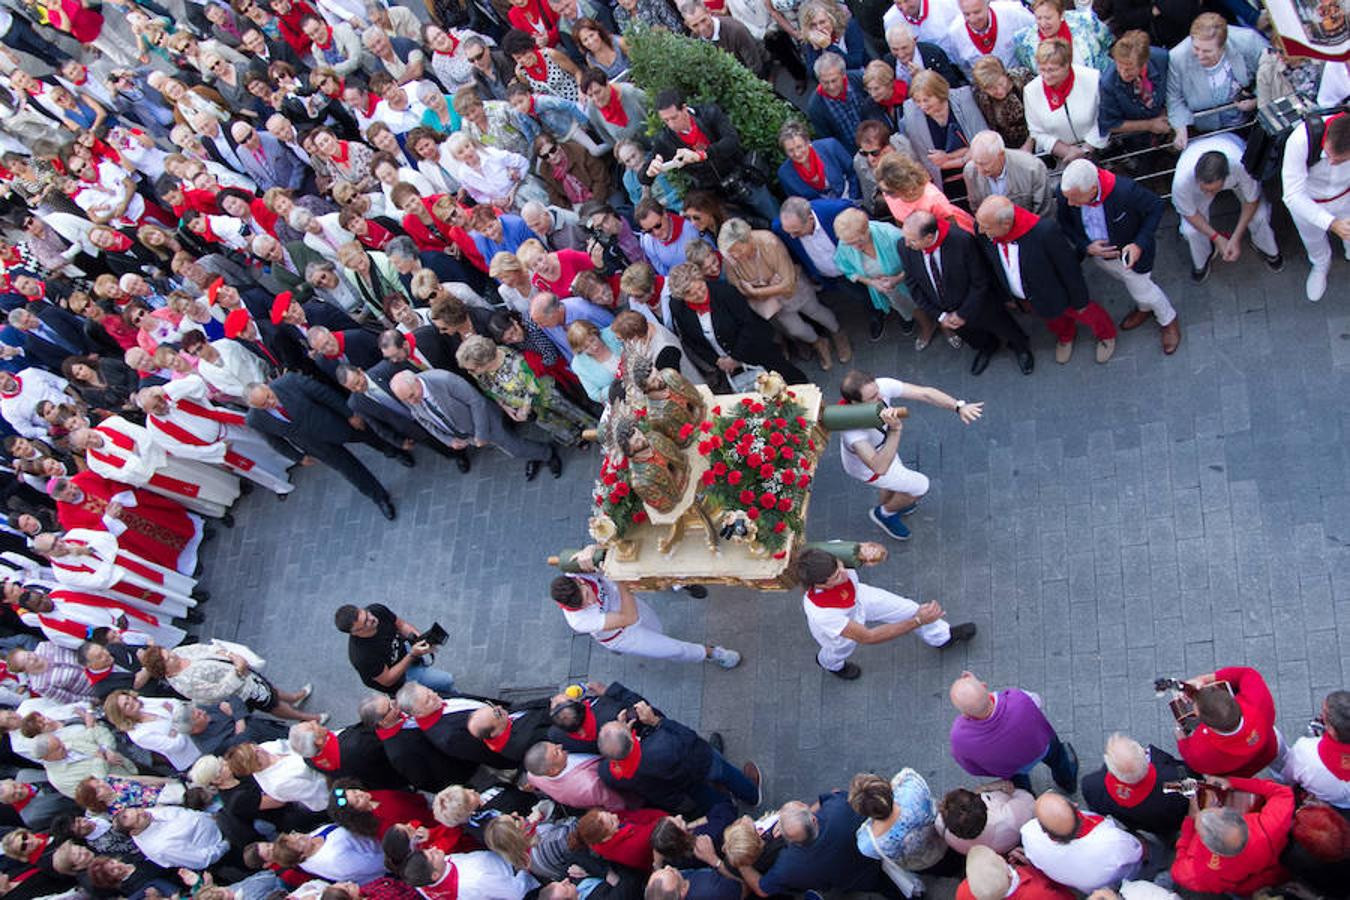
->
[0, 0, 1344, 894]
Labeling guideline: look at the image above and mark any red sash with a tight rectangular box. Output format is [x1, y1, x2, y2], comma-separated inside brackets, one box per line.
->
[55, 590, 158, 625]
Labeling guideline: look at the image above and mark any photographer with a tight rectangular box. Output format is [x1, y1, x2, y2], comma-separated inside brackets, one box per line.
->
[641, 90, 780, 224]
[334, 603, 455, 696]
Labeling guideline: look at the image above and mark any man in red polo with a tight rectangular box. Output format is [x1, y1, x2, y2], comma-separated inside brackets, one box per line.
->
[1175, 666, 1284, 777]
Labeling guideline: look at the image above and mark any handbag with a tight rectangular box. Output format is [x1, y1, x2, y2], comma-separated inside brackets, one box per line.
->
[863, 821, 925, 897]
[726, 364, 767, 394]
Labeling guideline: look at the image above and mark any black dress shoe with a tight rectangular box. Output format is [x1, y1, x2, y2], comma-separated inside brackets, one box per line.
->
[397, 452, 415, 468]
[221, 512, 235, 528]
[193, 590, 211, 602]
[525, 460, 541, 481]
[548, 447, 562, 478]
[456, 454, 471, 473]
[377, 498, 397, 521]
[822, 660, 862, 680]
[940, 622, 978, 648]
[186, 608, 205, 624]
[682, 584, 709, 599]
[1015, 349, 1034, 375]
[237, 482, 254, 496]
[708, 732, 725, 754]
[970, 349, 993, 376]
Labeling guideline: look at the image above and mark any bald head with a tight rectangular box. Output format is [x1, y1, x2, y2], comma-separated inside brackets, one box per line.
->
[390, 371, 423, 403]
[975, 196, 1016, 239]
[1034, 792, 1077, 840]
[949, 672, 994, 718]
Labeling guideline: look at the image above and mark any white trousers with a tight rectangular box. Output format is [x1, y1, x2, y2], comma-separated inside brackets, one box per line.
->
[1179, 196, 1279, 269]
[595, 597, 708, 663]
[1087, 257, 1177, 326]
[815, 583, 951, 672]
[222, 426, 295, 494]
[1290, 194, 1350, 270]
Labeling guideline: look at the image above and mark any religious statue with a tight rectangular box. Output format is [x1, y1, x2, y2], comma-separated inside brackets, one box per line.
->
[612, 412, 689, 514]
[623, 353, 705, 447]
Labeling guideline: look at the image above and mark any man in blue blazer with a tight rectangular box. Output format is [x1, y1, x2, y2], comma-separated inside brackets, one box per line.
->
[1056, 159, 1181, 356]
[774, 197, 885, 341]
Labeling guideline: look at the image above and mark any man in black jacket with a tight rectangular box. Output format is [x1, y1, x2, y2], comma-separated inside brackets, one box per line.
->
[971, 196, 1118, 366]
[596, 702, 760, 817]
[666, 263, 808, 388]
[547, 681, 655, 754]
[643, 92, 779, 223]
[357, 692, 466, 792]
[6, 304, 94, 372]
[395, 682, 516, 777]
[895, 208, 1032, 376]
[466, 700, 552, 767]
[289, 719, 407, 790]
[1080, 733, 1190, 840]
[244, 373, 403, 520]
[336, 365, 470, 472]
[307, 327, 382, 381]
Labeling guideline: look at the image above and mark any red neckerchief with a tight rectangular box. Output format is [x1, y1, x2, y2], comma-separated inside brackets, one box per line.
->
[85, 665, 114, 685]
[198, 216, 222, 244]
[376, 713, 409, 741]
[816, 79, 847, 101]
[7, 782, 37, 812]
[879, 79, 908, 109]
[483, 717, 513, 752]
[0, 245, 20, 267]
[21, 281, 45, 302]
[792, 146, 828, 191]
[520, 49, 550, 82]
[24, 834, 49, 864]
[1043, 67, 1076, 112]
[657, 215, 684, 246]
[598, 87, 628, 127]
[331, 140, 352, 166]
[434, 33, 460, 55]
[683, 285, 711, 315]
[1042, 19, 1072, 42]
[2, 374, 23, 398]
[104, 230, 134, 252]
[323, 331, 347, 359]
[608, 734, 642, 779]
[358, 220, 393, 250]
[903, 0, 927, 25]
[362, 93, 382, 118]
[1073, 812, 1103, 839]
[415, 707, 444, 730]
[807, 579, 857, 609]
[568, 703, 599, 742]
[992, 206, 1039, 244]
[1103, 763, 1157, 807]
[1317, 733, 1350, 780]
[321, 76, 345, 100]
[966, 8, 998, 55]
[311, 730, 343, 770]
[674, 116, 711, 152]
[314, 24, 334, 49]
[252, 198, 279, 236]
[923, 218, 950, 254]
[1089, 169, 1117, 206]
[426, 859, 459, 900]
[1324, 113, 1346, 153]
[91, 138, 120, 166]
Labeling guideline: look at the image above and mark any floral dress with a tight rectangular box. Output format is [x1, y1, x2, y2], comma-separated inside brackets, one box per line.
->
[474, 347, 595, 446]
[102, 776, 168, 818]
[855, 769, 947, 872]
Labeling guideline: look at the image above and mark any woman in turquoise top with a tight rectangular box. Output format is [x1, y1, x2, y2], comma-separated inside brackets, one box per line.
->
[832, 207, 929, 340]
[851, 770, 950, 894]
[418, 84, 463, 135]
[566, 320, 623, 403]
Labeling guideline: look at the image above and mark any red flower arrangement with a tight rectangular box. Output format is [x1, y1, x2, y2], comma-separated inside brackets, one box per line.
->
[592, 455, 647, 535]
[696, 395, 815, 552]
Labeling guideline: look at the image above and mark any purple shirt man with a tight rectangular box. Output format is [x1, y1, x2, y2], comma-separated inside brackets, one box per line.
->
[949, 671, 1078, 792]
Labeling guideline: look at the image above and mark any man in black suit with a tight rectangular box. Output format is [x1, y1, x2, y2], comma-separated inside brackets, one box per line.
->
[466, 700, 552, 767]
[666, 263, 808, 388]
[357, 692, 468, 792]
[972, 195, 1118, 366]
[307, 326, 381, 380]
[396, 682, 516, 775]
[1080, 733, 1190, 840]
[290, 719, 408, 791]
[883, 22, 966, 87]
[271, 291, 362, 336]
[6, 303, 95, 371]
[896, 208, 1033, 376]
[244, 373, 405, 520]
[336, 364, 470, 472]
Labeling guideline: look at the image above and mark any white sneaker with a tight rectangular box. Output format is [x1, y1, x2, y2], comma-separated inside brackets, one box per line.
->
[709, 646, 741, 669]
[1307, 266, 1329, 302]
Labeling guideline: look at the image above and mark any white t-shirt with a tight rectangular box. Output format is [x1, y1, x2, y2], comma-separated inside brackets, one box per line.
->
[559, 574, 622, 639]
[1171, 133, 1260, 218]
[801, 569, 863, 647]
[1280, 735, 1350, 808]
[839, 377, 916, 482]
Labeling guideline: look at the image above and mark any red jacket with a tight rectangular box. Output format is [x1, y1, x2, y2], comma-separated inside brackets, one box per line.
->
[1170, 777, 1294, 895]
[1177, 667, 1280, 776]
[956, 860, 1075, 900]
[590, 808, 665, 872]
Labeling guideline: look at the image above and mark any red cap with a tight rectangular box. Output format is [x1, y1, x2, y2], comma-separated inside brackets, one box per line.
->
[206, 277, 225, 305]
[269, 291, 293, 325]
[224, 309, 252, 338]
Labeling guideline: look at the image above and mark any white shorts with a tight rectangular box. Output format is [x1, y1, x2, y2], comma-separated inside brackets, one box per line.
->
[866, 458, 930, 497]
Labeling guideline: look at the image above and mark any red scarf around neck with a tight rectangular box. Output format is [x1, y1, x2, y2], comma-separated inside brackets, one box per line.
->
[1041, 19, 1072, 42]
[792, 146, 828, 191]
[816, 79, 847, 102]
[104, 231, 134, 252]
[991, 206, 1039, 244]
[903, 0, 928, 25]
[483, 717, 513, 753]
[683, 283, 711, 315]
[1043, 67, 1076, 112]
[598, 87, 628, 127]
[1317, 733, 1350, 780]
[879, 79, 908, 109]
[674, 116, 710, 152]
[923, 217, 950, 254]
[1103, 763, 1158, 807]
[608, 734, 642, 779]
[568, 703, 599, 742]
[520, 49, 550, 82]
[376, 713, 410, 741]
[966, 7, 998, 55]
[312, 730, 342, 771]
[1090, 168, 1117, 206]
[657, 215, 685, 247]
[807, 578, 857, 609]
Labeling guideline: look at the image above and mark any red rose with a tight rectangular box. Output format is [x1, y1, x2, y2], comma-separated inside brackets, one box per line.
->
[762, 447, 777, 461]
[727, 470, 743, 485]
[798, 475, 812, 489]
[807, 439, 816, 451]
[697, 441, 712, 455]
[768, 432, 786, 447]
[712, 405, 722, 414]
[614, 458, 629, 470]
[700, 471, 716, 486]
[780, 470, 795, 486]
[633, 408, 647, 417]
[751, 402, 765, 413]
[741, 397, 754, 407]
[773, 521, 786, 533]
[747, 507, 760, 520]
[759, 492, 776, 509]
[734, 418, 748, 429]
[632, 511, 648, 523]
[709, 435, 723, 448]
[747, 453, 762, 468]
[759, 463, 775, 478]
[594, 496, 604, 506]
[774, 417, 787, 428]
[678, 423, 695, 441]
[795, 416, 807, 427]
[777, 497, 792, 512]
[602, 472, 618, 486]
[614, 483, 630, 498]
[781, 447, 795, 460]
[608, 490, 621, 503]
[738, 489, 756, 505]
[699, 421, 713, 433]
[723, 428, 738, 442]
[712, 462, 728, 475]
[772, 550, 787, 559]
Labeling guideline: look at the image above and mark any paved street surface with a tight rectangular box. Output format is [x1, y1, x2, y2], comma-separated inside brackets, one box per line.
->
[199, 198, 1349, 881]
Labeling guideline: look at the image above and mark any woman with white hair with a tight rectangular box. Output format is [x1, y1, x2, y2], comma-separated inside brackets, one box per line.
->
[445, 132, 543, 210]
[717, 217, 852, 370]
